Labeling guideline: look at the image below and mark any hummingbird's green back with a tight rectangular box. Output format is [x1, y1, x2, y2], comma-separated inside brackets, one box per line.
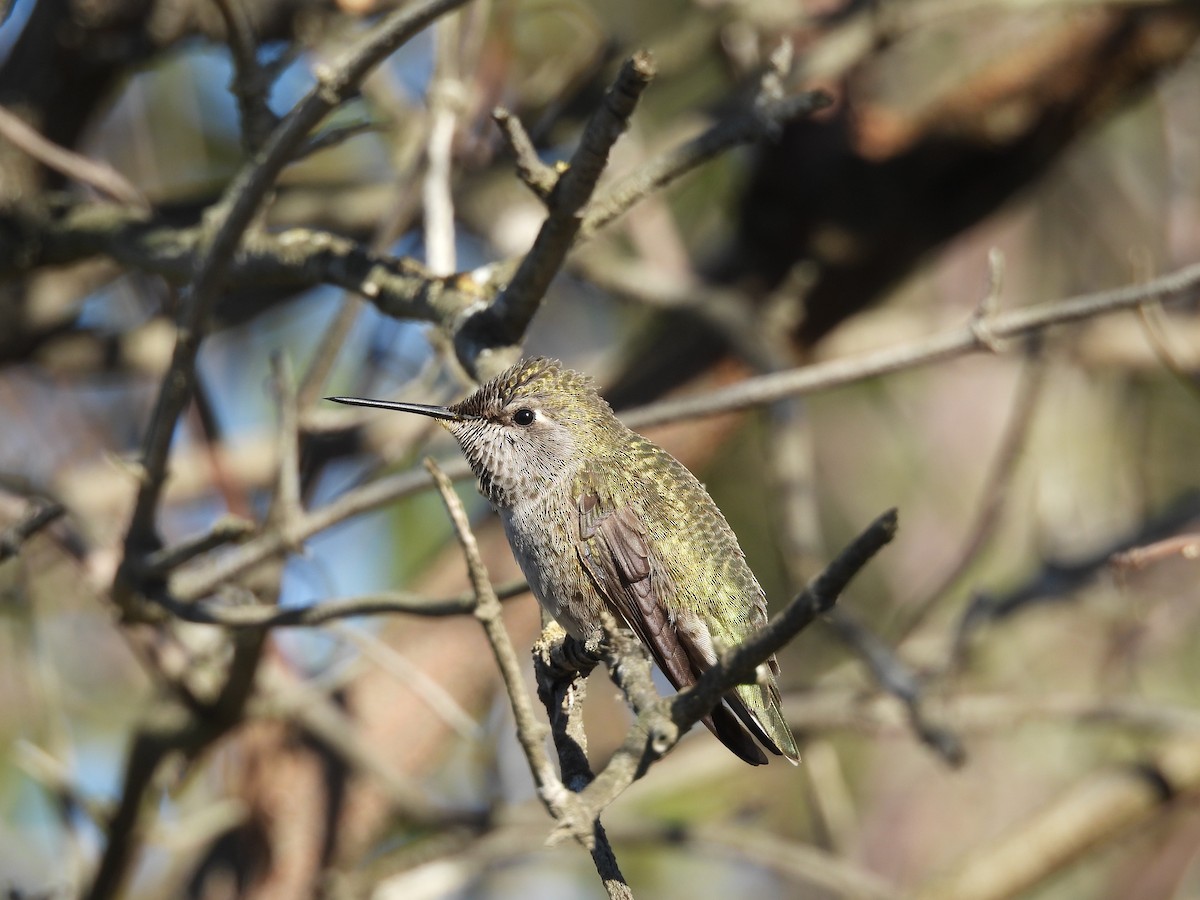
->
[574, 426, 799, 764]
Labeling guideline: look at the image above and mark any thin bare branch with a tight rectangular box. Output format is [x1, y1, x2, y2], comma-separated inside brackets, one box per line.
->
[84, 705, 205, 900]
[91, 5, 479, 895]
[294, 118, 379, 159]
[912, 738, 1200, 900]
[678, 509, 899, 731]
[143, 516, 255, 574]
[426, 459, 631, 897]
[251, 670, 486, 828]
[784, 689, 1200, 738]
[493, 107, 558, 200]
[533, 622, 598, 786]
[424, 459, 563, 802]
[623, 260, 1200, 429]
[212, 0, 278, 153]
[898, 353, 1047, 637]
[610, 820, 896, 899]
[581, 60, 832, 237]
[455, 52, 658, 377]
[952, 492, 1200, 666]
[0, 500, 64, 562]
[161, 578, 529, 627]
[268, 353, 303, 527]
[1110, 533, 1200, 571]
[0, 105, 148, 208]
[824, 606, 965, 766]
[424, 12, 466, 276]
[332, 623, 485, 741]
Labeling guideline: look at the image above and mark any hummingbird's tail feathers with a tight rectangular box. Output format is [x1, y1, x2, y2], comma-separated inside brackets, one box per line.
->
[729, 682, 801, 765]
[707, 704, 769, 765]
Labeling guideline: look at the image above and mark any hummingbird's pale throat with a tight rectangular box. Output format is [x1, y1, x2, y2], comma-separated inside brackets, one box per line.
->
[327, 358, 800, 766]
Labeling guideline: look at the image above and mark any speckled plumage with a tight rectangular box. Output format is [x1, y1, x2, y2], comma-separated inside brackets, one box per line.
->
[334, 357, 798, 765]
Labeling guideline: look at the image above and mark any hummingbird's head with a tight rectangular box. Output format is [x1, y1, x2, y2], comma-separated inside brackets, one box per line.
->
[445, 357, 615, 507]
[328, 358, 618, 508]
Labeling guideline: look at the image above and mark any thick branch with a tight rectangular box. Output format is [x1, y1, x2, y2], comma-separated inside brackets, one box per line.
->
[84, 706, 205, 900]
[0, 205, 475, 335]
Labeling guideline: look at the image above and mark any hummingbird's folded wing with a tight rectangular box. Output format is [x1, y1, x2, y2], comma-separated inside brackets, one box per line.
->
[575, 490, 769, 765]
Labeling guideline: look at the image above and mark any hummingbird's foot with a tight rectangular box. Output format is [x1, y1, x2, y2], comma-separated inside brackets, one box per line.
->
[534, 623, 603, 679]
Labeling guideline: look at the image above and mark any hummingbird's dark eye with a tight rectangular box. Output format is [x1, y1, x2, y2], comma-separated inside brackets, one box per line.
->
[513, 408, 536, 426]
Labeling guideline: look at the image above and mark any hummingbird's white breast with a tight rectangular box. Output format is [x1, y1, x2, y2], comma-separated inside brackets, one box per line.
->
[498, 482, 598, 640]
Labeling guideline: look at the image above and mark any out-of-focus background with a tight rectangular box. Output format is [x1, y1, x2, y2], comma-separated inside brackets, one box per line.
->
[1, 0, 1199, 897]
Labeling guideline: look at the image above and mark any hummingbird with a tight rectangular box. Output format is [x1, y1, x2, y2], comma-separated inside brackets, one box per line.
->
[329, 357, 799, 765]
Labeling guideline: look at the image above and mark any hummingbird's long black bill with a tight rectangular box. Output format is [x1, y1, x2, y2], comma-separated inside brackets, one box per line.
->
[326, 396, 460, 421]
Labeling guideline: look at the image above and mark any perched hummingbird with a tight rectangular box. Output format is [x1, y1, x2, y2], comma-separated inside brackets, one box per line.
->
[329, 357, 798, 765]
